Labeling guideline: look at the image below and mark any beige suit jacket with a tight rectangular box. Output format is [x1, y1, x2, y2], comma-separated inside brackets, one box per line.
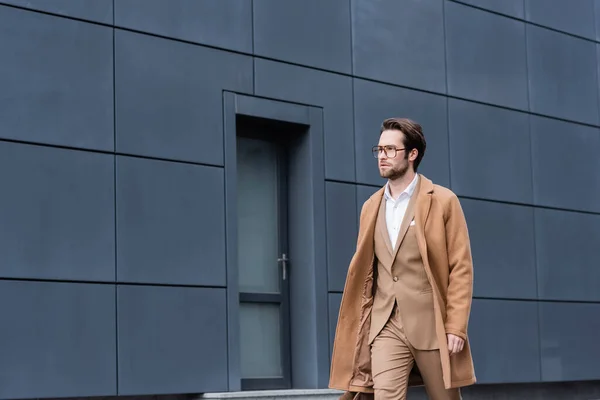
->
[368, 178, 437, 350]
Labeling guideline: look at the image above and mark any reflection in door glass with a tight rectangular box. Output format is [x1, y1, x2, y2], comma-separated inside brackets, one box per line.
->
[239, 302, 282, 378]
[237, 136, 280, 294]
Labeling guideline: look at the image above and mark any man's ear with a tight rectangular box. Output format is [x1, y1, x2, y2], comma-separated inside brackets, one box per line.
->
[409, 148, 418, 162]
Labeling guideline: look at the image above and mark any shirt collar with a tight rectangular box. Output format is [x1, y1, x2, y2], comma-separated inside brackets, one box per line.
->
[384, 173, 419, 201]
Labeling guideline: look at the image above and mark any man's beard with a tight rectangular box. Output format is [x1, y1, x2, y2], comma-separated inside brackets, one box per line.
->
[380, 162, 408, 180]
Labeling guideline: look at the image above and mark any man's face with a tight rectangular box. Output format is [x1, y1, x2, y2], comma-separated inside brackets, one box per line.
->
[377, 129, 409, 180]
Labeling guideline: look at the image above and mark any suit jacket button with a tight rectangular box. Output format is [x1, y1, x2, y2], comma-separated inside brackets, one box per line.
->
[393, 277, 398, 282]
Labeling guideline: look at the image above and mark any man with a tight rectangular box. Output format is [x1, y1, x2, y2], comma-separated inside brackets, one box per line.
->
[329, 118, 476, 400]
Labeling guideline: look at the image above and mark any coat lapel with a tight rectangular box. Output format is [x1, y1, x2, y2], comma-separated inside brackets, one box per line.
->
[355, 188, 384, 255]
[376, 195, 394, 256]
[413, 174, 434, 264]
[415, 174, 433, 231]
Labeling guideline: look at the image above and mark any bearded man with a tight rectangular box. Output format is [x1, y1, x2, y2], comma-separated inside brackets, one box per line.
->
[329, 118, 476, 400]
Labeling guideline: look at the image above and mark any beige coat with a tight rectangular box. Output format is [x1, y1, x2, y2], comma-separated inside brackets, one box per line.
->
[328, 174, 476, 396]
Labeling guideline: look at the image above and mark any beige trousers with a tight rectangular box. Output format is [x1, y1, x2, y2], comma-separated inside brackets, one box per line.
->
[370, 305, 461, 400]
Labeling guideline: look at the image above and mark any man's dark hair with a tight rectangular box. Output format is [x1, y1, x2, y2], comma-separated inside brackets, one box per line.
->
[380, 117, 427, 171]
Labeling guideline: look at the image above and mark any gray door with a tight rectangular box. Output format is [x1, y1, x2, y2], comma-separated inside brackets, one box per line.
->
[237, 135, 292, 390]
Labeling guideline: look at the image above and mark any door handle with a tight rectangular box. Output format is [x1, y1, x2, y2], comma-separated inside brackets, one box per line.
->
[278, 253, 288, 280]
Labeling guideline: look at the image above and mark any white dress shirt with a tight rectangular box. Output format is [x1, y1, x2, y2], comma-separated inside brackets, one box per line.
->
[383, 174, 419, 249]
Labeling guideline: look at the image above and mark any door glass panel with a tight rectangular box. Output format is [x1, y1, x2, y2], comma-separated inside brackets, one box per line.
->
[239, 302, 282, 378]
[237, 136, 280, 293]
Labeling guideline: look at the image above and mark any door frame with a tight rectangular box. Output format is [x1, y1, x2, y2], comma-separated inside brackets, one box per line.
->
[222, 92, 329, 391]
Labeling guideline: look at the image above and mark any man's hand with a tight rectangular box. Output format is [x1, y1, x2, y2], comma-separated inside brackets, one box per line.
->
[447, 334, 464, 355]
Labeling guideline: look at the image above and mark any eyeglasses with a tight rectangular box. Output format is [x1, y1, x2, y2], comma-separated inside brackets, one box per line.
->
[372, 145, 405, 158]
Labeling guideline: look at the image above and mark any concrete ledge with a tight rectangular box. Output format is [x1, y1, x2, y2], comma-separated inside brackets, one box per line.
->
[197, 389, 343, 400]
[195, 380, 600, 400]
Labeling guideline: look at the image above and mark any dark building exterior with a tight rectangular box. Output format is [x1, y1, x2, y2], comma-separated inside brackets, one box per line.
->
[0, 0, 599, 399]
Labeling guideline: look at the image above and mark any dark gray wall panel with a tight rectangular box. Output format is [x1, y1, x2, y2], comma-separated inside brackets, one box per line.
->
[597, 2, 600, 41]
[0, 0, 112, 23]
[525, 0, 595, 39]
[462, 199, 537, 300]
[356, 184, 380, 224]
[328, 293, 342, 358]
[452, 0, 525, 18]
[527, 26, 599, 125]
[530, 116, 600, 213]
[117, 157, 225, 286]
[354, 79, 450, 187]
[0, 281, 116, 399]
[0, 6, 113, 150]
[0, 143, 115, 281]
[540, 302, 600, 381]
[326, 182, 357, 292]
[445, 2, 528, 110]
[352, 0, 445, 93]
[115, 30, 253, 165]
[535, 209, 600, 302]
[118, 286, 227, 395]
[254, 59, 355, 181]
[253, 0, 352, 74]
[114, 0, 252, 52]
[448, 99, 532, 203]
[469, 299, 541, 383]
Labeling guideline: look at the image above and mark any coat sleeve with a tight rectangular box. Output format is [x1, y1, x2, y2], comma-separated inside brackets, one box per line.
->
[443, 193, 474, 340]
